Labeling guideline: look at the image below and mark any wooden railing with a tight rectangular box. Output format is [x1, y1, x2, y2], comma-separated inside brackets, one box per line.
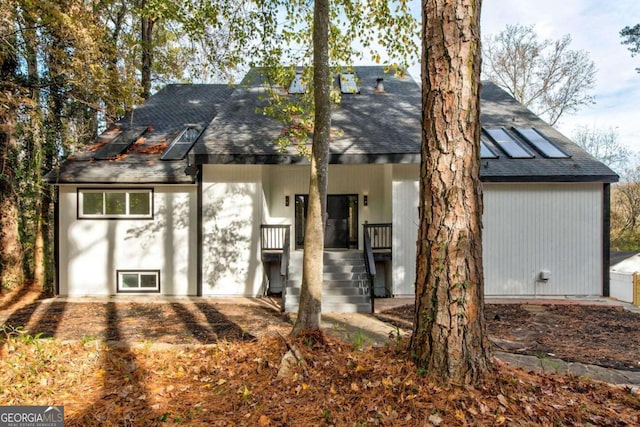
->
[261, 224, 290, 251]
[363, 223, 392, 250]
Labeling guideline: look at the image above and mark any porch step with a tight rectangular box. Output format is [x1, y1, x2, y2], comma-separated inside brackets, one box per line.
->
[283, 251, 372, 313]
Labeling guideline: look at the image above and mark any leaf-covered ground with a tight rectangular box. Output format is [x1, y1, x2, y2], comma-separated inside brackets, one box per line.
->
[1, 285, 639, 426]
[374, 302, 640, 371]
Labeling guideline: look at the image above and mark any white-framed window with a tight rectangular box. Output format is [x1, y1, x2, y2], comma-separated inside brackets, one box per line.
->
[78, 189, 153, 219]
[117, 270, 160, 293]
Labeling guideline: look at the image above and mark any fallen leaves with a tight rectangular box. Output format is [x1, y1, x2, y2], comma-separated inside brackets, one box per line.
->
[1, 286, 639, 425]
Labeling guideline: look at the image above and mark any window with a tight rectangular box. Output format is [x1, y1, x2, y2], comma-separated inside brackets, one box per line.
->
[513, 127, 570, 158]
[93, 127, 147, 160]
[117, 270, 160, 293]
[484, 127, 534, 159]
[480, 138, 499, 159]
[161, 126, 201, 160]
[78, 189, 153, 219]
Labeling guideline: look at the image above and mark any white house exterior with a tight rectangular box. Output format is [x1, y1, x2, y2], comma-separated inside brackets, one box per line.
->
[48, 67, 618, 310]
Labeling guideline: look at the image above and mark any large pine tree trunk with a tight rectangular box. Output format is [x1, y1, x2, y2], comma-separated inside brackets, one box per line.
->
[409, 0, 490, 384]
[291, 0, 330, 336]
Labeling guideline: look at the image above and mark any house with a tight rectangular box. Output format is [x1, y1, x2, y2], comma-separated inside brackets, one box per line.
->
[47, 66, 618, 312]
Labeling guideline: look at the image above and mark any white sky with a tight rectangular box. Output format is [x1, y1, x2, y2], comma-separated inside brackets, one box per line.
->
[405, 0, 640, 153]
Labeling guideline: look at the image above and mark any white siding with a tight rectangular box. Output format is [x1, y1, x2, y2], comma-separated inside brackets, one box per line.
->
[201, 165, 265, 296]
[58, 185, 197, 296]
[483, 183, 603, 296]
[391, 165, 420, 296]
[390, 175, 604, 297]
[265, 164, 391, 248]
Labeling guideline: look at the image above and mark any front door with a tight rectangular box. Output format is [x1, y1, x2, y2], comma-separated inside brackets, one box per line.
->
[295, 194, 358, 250]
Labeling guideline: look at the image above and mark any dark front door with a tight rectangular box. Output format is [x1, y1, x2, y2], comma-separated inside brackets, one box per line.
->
[295, 194, 358, 250]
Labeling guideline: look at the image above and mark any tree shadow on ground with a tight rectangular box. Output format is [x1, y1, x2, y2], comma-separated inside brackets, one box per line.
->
[66, 302, 157, 426]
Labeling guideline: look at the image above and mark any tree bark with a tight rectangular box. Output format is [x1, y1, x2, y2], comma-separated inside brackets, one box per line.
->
[141, 9, 154, 100]
[291, 0, 330, 336]
[409, 0, 490, 384]
[0, 116, 25, 290]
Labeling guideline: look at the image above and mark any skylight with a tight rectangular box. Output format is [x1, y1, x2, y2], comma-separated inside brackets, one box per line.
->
[339, 73, 359, 94]
[513, 128, 570, 158]
[288, 73, 306, 94]
[93, 127, 147, 160]
[161, 126, 201, 161]
[480, 138, 498, 159]
[484, 128, 534, 159]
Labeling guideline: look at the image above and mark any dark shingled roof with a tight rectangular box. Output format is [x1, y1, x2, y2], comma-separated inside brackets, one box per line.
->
[190, 67, 422, 165]
[46, 84, 232, 184]
[48, 67, 618, 184]
[190, 66, 617, 183]
[478, 82, 618, 182]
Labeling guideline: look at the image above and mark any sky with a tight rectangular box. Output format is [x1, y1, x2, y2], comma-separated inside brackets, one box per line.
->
[406, 0, 640, 155]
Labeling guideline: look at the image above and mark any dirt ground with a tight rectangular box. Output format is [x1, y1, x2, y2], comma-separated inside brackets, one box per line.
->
[1, 284, 639, 371]
[2, 285, 640, 426]
[374, 303, 640, 372]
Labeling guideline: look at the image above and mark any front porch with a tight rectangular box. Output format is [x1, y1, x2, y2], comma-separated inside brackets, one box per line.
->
[260, 224, 392, 313]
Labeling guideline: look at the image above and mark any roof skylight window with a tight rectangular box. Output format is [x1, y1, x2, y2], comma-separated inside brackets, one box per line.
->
[480, 138, 498, 159]
[484, 128, 534, 159]
[93, 127, 147, 160]
[513, 127, 570, 159]
[288, 73, 306, 94]
[161, 126, 201, 160]
[339, 73, 360, 94]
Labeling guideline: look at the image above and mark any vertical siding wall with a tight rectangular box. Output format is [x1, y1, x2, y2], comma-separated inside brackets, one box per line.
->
[58, 185, 197, 296]
[201, 165, 265, 296]
[391, 165, 420, 296]
[390, 173, 604, 297]
[265, 164, 391, 248]
[483, 183, 603, 296]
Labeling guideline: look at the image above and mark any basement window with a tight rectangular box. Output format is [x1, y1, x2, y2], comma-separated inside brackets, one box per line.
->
[117, 270, 160, 293]
[78, 189, 153, 219]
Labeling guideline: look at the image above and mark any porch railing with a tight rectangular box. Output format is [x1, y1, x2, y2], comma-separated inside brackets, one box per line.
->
[363, 223, 392, 250]
[261, 224, 290, 251]
[280, 227, 290, 312]
[363, 227, 377, 313]
[260, 224, 291, 303]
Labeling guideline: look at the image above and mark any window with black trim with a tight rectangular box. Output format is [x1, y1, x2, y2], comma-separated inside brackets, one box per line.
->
[78, 189, 153, 219]
[117, 270, 160, 293]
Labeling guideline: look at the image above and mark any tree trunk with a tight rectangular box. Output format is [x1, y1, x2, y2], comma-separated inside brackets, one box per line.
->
[409, 0, 490, 384]
[140, 9, 154, 100]
[0, 116, 24, 290]
[291, 0, 330, 336]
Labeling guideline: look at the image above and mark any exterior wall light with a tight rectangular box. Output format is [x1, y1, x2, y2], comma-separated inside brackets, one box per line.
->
[285, 195, 290, 207]
[363, 195, 368, 206]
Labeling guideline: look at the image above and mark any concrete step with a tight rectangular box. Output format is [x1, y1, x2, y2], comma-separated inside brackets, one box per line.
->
[288, 266, 367, 278]
[285, 286, 369, 296]
[285, 301, 372, 313]
[286, 279, 369, 289]
[284, 294, 370, 304]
